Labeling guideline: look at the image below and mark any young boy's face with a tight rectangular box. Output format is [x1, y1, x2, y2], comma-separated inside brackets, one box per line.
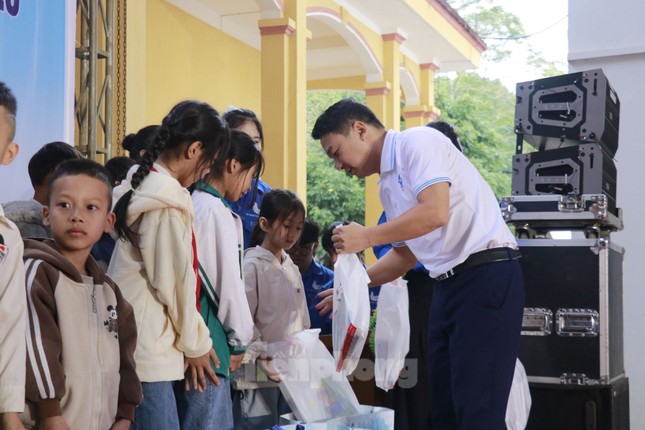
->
[43, 174, 115, 261]
[0, 106, 19, 166]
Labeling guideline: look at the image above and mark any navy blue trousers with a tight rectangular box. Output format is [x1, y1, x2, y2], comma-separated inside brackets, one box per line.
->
[428, 259, 524, 430]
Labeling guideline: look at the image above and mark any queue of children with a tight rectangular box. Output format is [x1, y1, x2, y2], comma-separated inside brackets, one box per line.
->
[0, 80, 347, 430]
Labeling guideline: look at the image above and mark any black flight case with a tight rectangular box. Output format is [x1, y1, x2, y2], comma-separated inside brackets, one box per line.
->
[516, 238, 629, 429]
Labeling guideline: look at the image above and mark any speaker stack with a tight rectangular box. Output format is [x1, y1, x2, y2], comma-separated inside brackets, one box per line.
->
[501, 69, 629, 429]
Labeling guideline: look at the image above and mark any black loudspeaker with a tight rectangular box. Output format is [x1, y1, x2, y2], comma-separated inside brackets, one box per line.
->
[526, 378, 630, 430]
[515, 69, 620, 158]
[511, 143, 618, 216]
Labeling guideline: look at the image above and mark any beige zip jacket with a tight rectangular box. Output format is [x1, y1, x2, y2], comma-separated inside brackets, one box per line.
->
[23, 239, 141, 429]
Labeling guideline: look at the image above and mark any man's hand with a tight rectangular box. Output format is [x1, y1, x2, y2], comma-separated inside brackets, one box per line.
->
[332, 222, 370, 254]
[110, 419, 131, 430]
[39, 416, 70, 430]
[315, 288, 334, 317]
[1, 412, 26, 430]
[229, 353, 244, 374]
[184, 348, 220, 392]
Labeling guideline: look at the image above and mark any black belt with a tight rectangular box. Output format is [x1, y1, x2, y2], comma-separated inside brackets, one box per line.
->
[434, 247, 521, 281]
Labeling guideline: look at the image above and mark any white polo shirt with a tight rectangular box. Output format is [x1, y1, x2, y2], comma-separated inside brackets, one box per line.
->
[378, 128, 517, 278]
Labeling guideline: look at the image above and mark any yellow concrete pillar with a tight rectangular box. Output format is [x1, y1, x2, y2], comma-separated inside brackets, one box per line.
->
[420, 62, 438, 107]
[360, 34, 404, 264]
[363, 82, 390, 264]
[402, 62, 440, 129]
[382, 33, 405, 130]
[402, 104, 440, 128]
[259, 0, 308, 206]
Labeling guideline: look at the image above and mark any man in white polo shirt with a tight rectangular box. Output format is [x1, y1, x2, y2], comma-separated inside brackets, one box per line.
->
[311, 99, 524, 430]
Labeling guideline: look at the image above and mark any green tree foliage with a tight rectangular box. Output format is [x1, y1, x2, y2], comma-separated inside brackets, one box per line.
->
[305, 90, 366, 235]
[448, 0, 525, 62]
[448, 0, 566, 77]
[433, 72, 516, 198]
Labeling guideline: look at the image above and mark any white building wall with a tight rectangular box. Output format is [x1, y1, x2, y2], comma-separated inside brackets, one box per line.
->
[569, 1, 645, 427]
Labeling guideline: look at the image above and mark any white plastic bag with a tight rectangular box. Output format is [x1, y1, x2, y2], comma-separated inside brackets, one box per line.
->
[332, 253, 371, 375]
[505, 359, 532, 430]
[280, 405, 394, 430]
[374, 278, 410, 391]
[267, 329, 361, 423]
[326, 405, 394, 429]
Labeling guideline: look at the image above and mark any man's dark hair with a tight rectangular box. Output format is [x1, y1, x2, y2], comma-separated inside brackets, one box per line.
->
[311, 98, 384, 140]
[321, 220, 349, 256]
[48, 158, 113, 210]
[426, 120, 462, 152]
[299, 218, 320, 246]
[28, 141, 84, 187]
[105, 156, 136, 185]
[0, 81, 17, 139]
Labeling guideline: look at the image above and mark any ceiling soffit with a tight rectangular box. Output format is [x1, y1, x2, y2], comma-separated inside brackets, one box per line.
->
[164, 0, 482, 82]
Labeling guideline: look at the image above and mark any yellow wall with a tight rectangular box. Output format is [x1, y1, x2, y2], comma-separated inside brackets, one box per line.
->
[127, 0, 262, 131]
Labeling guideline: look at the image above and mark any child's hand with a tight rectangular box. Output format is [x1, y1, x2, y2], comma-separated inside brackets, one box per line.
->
[257, 356, 282, 383]
[184, 348, 220, 392]
[110, 419, 131, 430]
[1, 412, 26, 430]
[229, 353, 244, 374]
[40, 415, 70, 430]
[315, 288, 334, 317]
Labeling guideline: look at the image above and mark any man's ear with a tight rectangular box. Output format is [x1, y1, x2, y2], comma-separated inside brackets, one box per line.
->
[186, 140, 203, 160]
[313, 241, 319, 254]
[1, 141, 19, 165]
[353, 121, 367, 140]
[42, 205, 51, 227]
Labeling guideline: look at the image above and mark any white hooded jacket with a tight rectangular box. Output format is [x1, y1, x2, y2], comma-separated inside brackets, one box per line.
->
[107, 164, 212, 382]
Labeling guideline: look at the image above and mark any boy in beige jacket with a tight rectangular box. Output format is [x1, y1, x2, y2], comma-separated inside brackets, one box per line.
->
[23, 159, 141, 430]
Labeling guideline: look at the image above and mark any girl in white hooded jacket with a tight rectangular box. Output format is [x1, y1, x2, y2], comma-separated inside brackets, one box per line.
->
[108, 101, 230, 430]
[233, 189, 310, 430]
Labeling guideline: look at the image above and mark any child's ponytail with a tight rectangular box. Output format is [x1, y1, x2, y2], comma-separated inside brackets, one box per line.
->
[113, 124, 169, 245]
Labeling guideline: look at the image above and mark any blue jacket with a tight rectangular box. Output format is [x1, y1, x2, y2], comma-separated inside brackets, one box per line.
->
[225, 178, 271, 249]
[302, 260, 333, 335]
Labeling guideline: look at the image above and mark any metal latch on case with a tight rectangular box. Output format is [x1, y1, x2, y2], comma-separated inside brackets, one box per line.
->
[521, 308, 553, 336]
[560, 373, 589, 385]
[499, 197, 516, 222]
[556, 308, 599, 337]
[558, 194, 583, 212]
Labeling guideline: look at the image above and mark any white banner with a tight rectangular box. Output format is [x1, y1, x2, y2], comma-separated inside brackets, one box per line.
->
[0, 1, 75, 203]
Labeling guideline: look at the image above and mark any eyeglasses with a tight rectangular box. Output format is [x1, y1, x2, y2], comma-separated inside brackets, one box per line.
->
[287, 243, 315, 257]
